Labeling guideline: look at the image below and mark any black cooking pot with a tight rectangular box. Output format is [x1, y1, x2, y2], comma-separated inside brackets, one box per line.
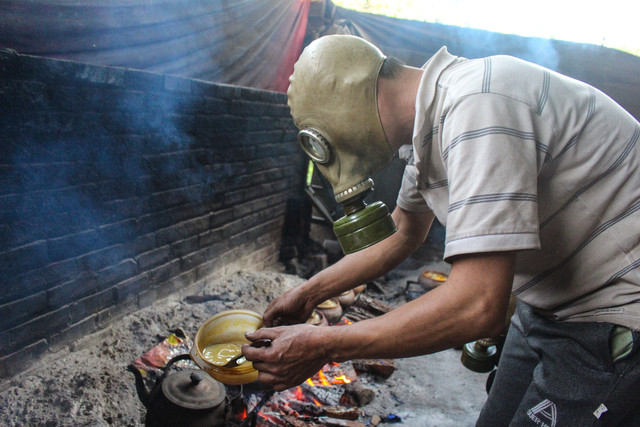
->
[128, 354, 228, 427]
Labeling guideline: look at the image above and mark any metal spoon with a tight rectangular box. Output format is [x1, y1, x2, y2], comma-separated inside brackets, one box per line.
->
[222, 338, 271, 368]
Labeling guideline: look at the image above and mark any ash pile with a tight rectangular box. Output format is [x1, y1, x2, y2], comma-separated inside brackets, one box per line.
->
[0, 265, 487, 427]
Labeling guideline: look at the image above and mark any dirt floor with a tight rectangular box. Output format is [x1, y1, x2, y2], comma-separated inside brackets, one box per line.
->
[0, 255, 489, 427]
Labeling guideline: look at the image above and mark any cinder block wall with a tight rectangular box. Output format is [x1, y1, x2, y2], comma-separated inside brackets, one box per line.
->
[0, 49, 304, 377]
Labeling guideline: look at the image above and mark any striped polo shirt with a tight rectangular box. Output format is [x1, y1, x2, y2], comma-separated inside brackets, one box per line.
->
[397, 47, 640, 329]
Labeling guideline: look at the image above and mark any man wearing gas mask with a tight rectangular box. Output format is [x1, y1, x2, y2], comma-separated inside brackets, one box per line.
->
[243, 35, 640, 425]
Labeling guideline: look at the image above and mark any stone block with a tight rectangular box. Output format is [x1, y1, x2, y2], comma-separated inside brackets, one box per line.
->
[195, 257, 225, 281]
[0, 306, 70, 357]
[124, 68, 164, 92]
[222, 219, 245, 239]
[153, 269, 197, 302]
[170, 235, 199, 258]
[0, 292, 47, 331]
[96, 259, 138, 291]
[76, 244, 127, 273]
[199, 228, 223, 248]
[156, 214, 210, 245]
[0, 240, 49, 275]
[98, 218, 138, 245]
[186, 242, 228, 272]
[0, 80, 51, 113]
[124, 233, 156, 258]
[224, 189, 244, 206]
[47, 229, 103, 263]
[114, 274, 149, 303]
[136, 245, 170, 270]
[137, 287, 165, 309]
[46, 271, 99, 310]
[69, 289, 115, 324]
[0, 339, 48, 380]
[103, 198, 147, 223]
[233, 201, 254, 219]
[179, 247, 208, 272]
[138, 203, 210, 235]
[211, 208, 233, 227]
[49, 315, 98, 353]
[212, 83, 243, 100]
[96, 297, 138, 328]
[148, 259, 181, 285]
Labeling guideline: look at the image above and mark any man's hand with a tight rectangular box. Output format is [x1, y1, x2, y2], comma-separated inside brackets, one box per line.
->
[242, 325, 330, 391]
[263, 208, 434, 328]
[263, 284, 318, 327]
[247, 250, 516, 391]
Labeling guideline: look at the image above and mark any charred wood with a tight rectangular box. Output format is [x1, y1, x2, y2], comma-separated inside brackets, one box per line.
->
[318, 417, 365, 427]
[351, 359, 396, 379]
[321, 406, 360, 421]
[343, 381, 375, 407]
[301, 383, 345, 406]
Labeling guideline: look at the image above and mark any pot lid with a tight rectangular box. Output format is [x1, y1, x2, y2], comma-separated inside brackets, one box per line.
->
[162, 369, 226, 410]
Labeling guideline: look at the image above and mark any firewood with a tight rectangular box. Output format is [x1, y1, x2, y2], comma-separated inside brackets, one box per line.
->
[351, 359, 396, 379]
[338, 392, 358, 408]
[283, 415, 316, 427]
[343, 308, 374, 323]
[301, 383, 345, 406]
[343, 381, 375, 406]
[321, 406, 360, 421]
[318, 417, 365, 427]
[352, 295, 394, 315]
[287, 400, 324, 416]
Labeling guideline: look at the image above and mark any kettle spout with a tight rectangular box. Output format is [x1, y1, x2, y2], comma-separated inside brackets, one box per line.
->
[127, 364, 151, 408]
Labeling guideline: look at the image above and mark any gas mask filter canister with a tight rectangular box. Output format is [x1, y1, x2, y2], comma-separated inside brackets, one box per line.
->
[288, 35, 397, 254]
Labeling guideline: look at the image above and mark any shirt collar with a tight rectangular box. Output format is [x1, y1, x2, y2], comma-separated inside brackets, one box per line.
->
[412, 46, 458, 169]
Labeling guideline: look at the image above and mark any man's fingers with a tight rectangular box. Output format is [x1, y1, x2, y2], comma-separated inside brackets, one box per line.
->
[257, 371, 295, 392]
[250, 361, 275, 373]
[245, 327, 279, 342]
[243, 329, 280, 361]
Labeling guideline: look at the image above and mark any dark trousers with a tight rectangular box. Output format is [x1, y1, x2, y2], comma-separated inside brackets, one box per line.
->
[476, 302, 640, 427]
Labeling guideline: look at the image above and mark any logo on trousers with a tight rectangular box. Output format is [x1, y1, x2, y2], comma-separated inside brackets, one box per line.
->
[527, 399, 557, 427]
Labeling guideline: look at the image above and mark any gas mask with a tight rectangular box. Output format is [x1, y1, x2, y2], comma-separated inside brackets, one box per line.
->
[287, 35, 397, 254]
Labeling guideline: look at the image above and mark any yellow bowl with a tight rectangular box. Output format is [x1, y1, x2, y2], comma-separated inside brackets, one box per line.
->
[191, 309, 263, 385]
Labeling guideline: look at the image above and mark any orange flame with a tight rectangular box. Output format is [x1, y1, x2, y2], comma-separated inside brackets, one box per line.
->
[336, 318, 354, 326]
[317, 370, 331, 386]
[332, 375, 351, 384]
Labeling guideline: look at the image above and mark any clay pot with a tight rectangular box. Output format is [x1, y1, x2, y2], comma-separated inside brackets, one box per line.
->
[190, 310, 263, 385]
[353, 284, 367, 296]
[418, 270, 448, 291]
[336, 289, 356, 310]
[315, 298, 343, 324]
[306, 309, 329, 327]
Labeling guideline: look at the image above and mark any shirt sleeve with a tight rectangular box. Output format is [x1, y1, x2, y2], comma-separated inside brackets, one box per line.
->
[396, 165, 432, 213]
[441, 93, 543, 260]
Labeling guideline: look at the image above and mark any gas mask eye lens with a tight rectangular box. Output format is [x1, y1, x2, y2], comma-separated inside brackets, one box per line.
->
[298, 129, 331, 164]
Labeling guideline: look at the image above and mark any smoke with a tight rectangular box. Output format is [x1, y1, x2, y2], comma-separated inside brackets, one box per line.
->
[451, 25, 560, 71]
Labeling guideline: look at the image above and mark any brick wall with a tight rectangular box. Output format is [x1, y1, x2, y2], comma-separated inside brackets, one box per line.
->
[0, 49, 305, 377]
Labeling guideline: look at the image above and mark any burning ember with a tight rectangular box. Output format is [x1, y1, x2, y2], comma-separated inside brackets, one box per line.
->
[228, 294, 398, 425]
[129, 292, 398, 426]
[237, 339, 369, 426]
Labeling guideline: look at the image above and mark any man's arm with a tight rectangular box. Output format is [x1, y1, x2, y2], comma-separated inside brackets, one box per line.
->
[262, 207, 435, 327]
[247, 237, 516, 391]
[326, 251, 516, 360]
